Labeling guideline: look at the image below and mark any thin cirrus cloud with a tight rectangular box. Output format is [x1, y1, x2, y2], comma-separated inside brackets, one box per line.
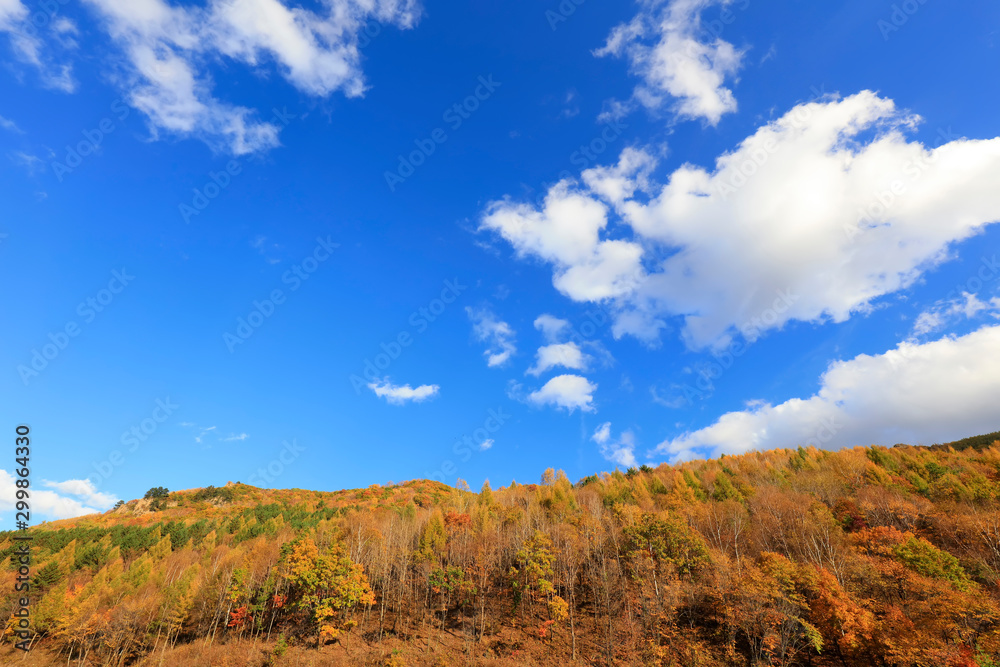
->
[482, 91, 1000, 351]
[368, 378, 440, 405]
[911, 292, 1000, 338]
[527, 374, 597, 413]
[595, 0, 745, 125]
[0, 0, 77, 92]
[0, 114, 22, 133]
[657, 324, 1000, 463]
[467, 306, 517, 367]
[81, 0, 422, 154]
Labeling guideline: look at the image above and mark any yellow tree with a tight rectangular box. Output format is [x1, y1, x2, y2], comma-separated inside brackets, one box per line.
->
[278, 537, 375, 648]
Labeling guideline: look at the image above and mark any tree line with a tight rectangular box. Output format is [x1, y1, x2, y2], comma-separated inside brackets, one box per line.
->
[3, 441, 1000, 665]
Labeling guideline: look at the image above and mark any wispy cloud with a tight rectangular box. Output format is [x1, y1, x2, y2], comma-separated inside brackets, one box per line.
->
[82, 0, 421, 154]
[592, 422, 637, 468]
[0, 114, 22, 134]
[912, 292, 1000, 337]
[368, 378, 440, 405]
[9, 151, 44, 175]
[467, 306, 517, 367]
[0, 0, 77, 92]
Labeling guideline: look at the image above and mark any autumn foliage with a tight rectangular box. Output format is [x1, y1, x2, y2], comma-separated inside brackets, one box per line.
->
[3, 440, 1000, 665]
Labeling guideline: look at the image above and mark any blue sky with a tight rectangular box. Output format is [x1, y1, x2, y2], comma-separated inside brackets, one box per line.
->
[2, 0, 1000, 523]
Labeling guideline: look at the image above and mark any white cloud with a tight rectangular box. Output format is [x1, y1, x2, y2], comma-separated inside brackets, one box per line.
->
[595, 0, 744, 125]
[592, 421, 611, 444]
[592, 422, 637, 467]
[479, 438, 494, 451]
[368, 378, 440, 405]
[42, 479, 118, 509]
[0, 472, 118, 521]
[482, 91, 1000, 350]
[82, 0, 420, 154]
[194, 425, 216, 443]
[0, 0, 76, 92]
[481, 181, 645, 303]
[467, 306, 517, 367]
[656, 324, 1000, 462]
[912, 292, 1000, 337]
[221, 432, 249, 442]
[526, 342, 591, 376]
[534, 314, 570, 342]
[528, 374, 597, 413]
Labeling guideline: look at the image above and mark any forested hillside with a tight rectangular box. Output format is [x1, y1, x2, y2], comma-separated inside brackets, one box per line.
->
[4, 439, 1000, 666]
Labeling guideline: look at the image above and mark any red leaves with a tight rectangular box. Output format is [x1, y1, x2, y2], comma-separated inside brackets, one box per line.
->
[227, 605, 248, 628]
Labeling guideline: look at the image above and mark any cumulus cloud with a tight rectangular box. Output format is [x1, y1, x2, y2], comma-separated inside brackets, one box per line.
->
[481, 91, 1000, 350]
[467, 306, 517, 367]
[534, 314, 571, 342]
[481, 182, 645, 303]
[592, 422, 638, 467]
[912, 292, 1000, 337]
[656, 324, 1000, 462]
[82, 0, 420, 154]
[526, 342, 591, 376]
[368, 378, 440, 405]
[595, 0, 744, 124]
[528, 374, 597, 413]
[479, 438, 494, 451]
[0, 472, 118, 521]
[42, 479, 118, 509]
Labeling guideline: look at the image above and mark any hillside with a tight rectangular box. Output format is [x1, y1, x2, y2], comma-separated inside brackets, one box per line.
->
[4, 438, 1000, 666]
